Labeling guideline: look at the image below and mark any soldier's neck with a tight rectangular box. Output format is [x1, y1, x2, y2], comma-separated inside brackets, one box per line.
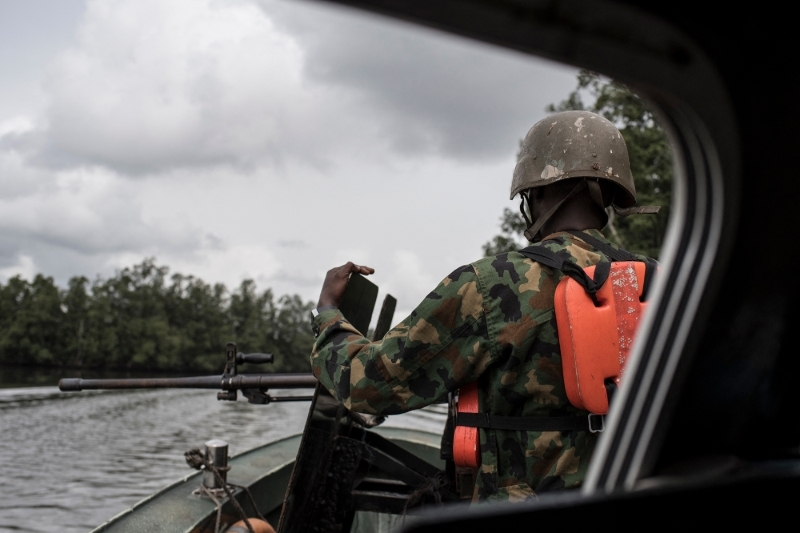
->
[540, 208, 605, 236]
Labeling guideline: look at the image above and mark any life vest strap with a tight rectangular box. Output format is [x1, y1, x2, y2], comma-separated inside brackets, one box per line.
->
[568, 230, 659, 300]
[567, 230, 639, 261]
[456, 412, 604, 433]
[518, 245, 610, 305]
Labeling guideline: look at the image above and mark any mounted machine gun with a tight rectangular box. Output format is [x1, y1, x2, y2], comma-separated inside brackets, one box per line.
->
[58, 342, 317, 404]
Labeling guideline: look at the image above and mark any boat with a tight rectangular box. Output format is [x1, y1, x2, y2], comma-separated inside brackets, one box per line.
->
[60, 285, 460, 532]
[90, 426, 444, 533]
[61, 342, 458, 532]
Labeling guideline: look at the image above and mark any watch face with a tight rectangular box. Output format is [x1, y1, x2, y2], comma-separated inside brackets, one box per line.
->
[310, 309, 320, 337]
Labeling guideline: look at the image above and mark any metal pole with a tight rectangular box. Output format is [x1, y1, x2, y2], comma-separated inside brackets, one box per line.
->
[58, 373, 318, 392]
[203, 439, 229, 489]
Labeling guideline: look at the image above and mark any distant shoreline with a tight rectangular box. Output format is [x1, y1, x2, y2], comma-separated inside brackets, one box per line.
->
[0, 364, 296, 389]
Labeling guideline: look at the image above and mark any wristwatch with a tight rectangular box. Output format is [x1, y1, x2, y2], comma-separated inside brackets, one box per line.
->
[310, 305, 337, 337]
[310, 305, 336, 319]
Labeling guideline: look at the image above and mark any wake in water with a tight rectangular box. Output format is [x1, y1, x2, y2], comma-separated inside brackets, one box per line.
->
[0, 387, 446, 533]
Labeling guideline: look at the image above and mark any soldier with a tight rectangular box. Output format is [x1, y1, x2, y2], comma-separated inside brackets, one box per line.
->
[309, 110, 654, 502]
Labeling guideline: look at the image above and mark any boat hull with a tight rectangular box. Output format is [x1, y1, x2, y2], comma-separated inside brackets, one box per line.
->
[92, 427, 444, 533]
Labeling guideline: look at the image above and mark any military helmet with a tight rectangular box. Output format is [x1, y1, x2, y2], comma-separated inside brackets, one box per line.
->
[511, 110, 636, 208]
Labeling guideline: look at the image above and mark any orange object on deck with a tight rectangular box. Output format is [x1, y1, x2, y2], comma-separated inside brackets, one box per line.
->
[453, 381, 480, 468]
[226, 518, 276, 533]
[554, 261, 649, 414]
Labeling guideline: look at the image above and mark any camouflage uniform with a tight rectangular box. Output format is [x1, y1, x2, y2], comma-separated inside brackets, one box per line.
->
[310, 229, 643, 501]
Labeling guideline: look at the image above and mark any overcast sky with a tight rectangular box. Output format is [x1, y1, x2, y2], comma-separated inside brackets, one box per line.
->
[0, 0, 579, 322]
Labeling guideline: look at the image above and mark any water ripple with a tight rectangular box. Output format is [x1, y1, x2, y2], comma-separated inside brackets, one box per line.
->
[0, 387, 445, 532]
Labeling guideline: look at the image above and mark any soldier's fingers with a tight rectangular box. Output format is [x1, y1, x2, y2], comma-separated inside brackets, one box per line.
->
[353, 265, 374, 275]
[328, 263, 353, 279]
[335, 262, 373, 276]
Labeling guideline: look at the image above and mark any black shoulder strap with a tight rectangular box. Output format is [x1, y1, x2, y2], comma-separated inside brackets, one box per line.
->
[516, 245, 562, 270]
[518, 244, 606, 304]
[567, 230, 659, 301]
[641, 258, 658, 301]
[567, 230, 639, 262]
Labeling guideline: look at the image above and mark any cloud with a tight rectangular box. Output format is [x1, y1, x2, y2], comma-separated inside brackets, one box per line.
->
[0, 158, 214, 283]
[277, 239, 308, 249]
[0, 254, 37, 281]
[105, 244, 281, 291]
[0, 167, 204, 254]
[264, 0, 578, 160]
[0, 137, 50, 199]
[7, 0, 577, 177]
[30, 0, 340, 173]
[380, 249, 441, 320]
[267, 268, 319, 287]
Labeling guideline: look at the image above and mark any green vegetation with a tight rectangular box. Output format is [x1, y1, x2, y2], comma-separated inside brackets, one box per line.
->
[0, 259, 314, 373]
[483, 70, 673, 259]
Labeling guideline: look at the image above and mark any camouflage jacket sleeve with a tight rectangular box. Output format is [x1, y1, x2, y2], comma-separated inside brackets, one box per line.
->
[310, 266, 496, 415]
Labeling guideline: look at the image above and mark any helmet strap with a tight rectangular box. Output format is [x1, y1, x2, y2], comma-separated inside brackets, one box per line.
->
[587, 179, 605, 211]
[519, 195, 532, 228]
[587, 179, 610, 227]
[523, 179, 589, 242]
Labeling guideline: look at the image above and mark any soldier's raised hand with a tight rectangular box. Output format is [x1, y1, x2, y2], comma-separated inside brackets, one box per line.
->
[317, 262, 375, 308]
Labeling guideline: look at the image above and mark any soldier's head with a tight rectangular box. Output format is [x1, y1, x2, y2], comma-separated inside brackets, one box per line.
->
[511, 110, 637, 242]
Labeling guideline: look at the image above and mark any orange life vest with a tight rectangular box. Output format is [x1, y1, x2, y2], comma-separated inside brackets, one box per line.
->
[453, 382, 480, 468]
[452, 233, 656, 469]
[555, 261, 649, 414]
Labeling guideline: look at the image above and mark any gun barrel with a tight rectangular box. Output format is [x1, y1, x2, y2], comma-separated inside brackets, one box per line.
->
[58, 373, 318, 392]
[225, 374, 318, 390]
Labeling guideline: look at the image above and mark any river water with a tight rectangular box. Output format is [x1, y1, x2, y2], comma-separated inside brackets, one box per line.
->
[0, 377, 446, 532]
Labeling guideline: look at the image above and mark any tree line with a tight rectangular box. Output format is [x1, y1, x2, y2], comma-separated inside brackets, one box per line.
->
[0, 259, 315, 373]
